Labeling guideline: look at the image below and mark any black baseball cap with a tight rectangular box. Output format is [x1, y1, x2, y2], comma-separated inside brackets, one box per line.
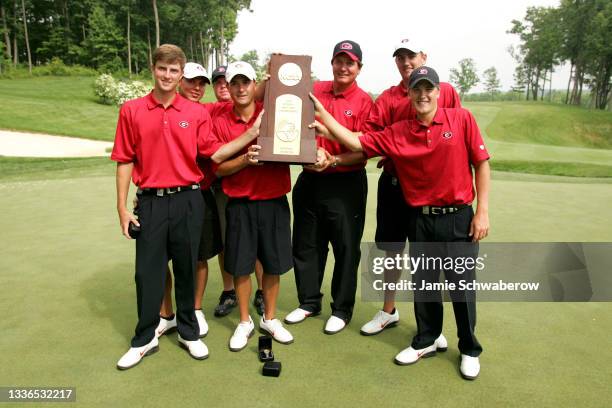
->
[332, 40, 362, 63]
[408, 66, 440, 89]
[211, 65, 227, 83]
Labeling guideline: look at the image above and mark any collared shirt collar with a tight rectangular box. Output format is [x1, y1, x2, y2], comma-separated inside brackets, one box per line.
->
[146, 91, 184, 111]
[393, 80, 408, 97]
[230, 102, 263, 125]
[326, 80, 359, 98]
[414, 107, 445, 129]
[432, 107, 445, 125]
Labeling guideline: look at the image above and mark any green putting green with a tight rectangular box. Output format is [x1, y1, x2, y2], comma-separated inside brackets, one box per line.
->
[0, 164, 611, 407]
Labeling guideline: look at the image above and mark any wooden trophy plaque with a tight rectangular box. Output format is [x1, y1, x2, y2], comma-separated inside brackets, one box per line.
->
[258, 55, 317, 164]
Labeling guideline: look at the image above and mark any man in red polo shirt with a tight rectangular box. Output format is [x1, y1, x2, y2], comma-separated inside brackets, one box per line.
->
[359, 38, 461, 337]
[209, 61, 294, 351]
[155, 62, 223, 340]
[285, 40, 373, 335]
[208, 64, 267, 319]
[112, 45, 211, 369]
[310, 66, 490, 380]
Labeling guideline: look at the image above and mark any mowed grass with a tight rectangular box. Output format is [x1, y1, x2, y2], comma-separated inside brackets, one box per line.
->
[0, 76, 217, 141]
[0, 164, 611, 407]
[464, 102, 612, 177]
[491, 159, 612, 178]
[466, 101, 612, 149]
[0, 156, 114, 181]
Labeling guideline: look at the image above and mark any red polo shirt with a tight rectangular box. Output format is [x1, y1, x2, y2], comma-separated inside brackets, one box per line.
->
[209, 102, 291, 200]
[359, 107, 490, 207]
[204, 101, 232, 119]
[111, 92, 212, 188]
[312, 80, 373, 173]
[365, 82, 460, 174]
[198, 101, 232, 190]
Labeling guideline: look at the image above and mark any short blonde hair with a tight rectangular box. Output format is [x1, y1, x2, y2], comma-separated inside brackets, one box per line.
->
[152, 44, 186, 69]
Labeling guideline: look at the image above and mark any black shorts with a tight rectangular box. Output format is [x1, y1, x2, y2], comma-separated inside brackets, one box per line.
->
[224, 196, 293, 277]
[198, 189, 223, 261]
[375, 171, 415, 252]
[211, 180, 228, 243]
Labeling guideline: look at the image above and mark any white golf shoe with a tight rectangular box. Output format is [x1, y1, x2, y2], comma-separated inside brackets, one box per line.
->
[178, 335, 209, 360]
[116, 337, 159, 370]
[195, 310, 208, 338]
[260, 317, 294, 344]
[324, 316, 346, 335]
[155, 315, 177, 338]
[229, 317, 255, 351]
[284, 307, 318, 324]
[360, 309, 399, 336]
[460, 354, 480, 380]
[394, 334, 448, 365]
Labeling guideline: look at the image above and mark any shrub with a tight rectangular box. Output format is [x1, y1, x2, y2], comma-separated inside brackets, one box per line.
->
[0, 58, 97, 78]
[93, 73, 150, 106]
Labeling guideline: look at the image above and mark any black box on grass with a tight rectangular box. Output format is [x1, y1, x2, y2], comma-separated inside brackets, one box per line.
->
[262, 361, 282, 377]
[258, 335, 274, 362]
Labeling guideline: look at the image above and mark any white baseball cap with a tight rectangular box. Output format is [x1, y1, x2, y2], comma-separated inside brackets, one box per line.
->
[183, 62, 210, 83]
[393, 38, 426, 57]
[225, 61, 257, 84]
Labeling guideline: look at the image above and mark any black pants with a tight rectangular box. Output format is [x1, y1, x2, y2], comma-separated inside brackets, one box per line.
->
[409, 206, 483, 357]
[292, 170, 367, 322]
[131, 189, 203, 347]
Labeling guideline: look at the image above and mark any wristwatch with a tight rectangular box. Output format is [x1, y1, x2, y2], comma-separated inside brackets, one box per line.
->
[331, 156, 338, 168]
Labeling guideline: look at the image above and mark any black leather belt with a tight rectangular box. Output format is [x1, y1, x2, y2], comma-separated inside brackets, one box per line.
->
[137, 184, 200, 197]
[420, 204, 470, 215]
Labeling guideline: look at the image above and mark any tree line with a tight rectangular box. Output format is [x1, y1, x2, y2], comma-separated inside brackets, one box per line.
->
[509, 0, 611, 110]
[0, 0, 251, 75]
[448, 58, 502, 101]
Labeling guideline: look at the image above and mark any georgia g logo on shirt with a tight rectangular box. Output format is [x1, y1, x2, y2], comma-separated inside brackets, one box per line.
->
[442, 131, 453, 139]
[179, 121, 189, 128]
[344, 110, 353, 117]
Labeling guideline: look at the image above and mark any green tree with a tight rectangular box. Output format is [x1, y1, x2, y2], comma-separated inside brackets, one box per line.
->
[583, 0, 612, 109]
[483, 66, 501, 100]
[449, 58, 479, 98]
[84, 4, 124, 71]
[509, 6, 562, 101]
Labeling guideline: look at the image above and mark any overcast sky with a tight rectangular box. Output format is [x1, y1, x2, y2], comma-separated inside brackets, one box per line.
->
[229, 0, 570, 95]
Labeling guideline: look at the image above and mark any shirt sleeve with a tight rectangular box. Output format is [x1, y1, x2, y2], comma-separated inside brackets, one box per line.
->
[207, 119, 230, 174]
[359, 126, 396, 159]
[200, 115, 225, 158]
[444, 83, 462, 108]
[462, 109, 490, 165]
[110, 103, 136, 163]
[197, 107, 214, 158]
[363, 93, 389, 132]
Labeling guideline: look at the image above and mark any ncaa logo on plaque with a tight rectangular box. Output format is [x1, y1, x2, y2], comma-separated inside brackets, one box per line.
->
[278, 63, 303, 87]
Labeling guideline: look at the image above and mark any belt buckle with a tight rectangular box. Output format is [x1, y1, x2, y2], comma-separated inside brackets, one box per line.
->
[156, 189, 164, 197]
[431, 207, 441, 215]
[167, 187, 178, 194]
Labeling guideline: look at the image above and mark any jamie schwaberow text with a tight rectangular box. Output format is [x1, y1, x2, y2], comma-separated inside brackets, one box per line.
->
[372, 279, 541, 292]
